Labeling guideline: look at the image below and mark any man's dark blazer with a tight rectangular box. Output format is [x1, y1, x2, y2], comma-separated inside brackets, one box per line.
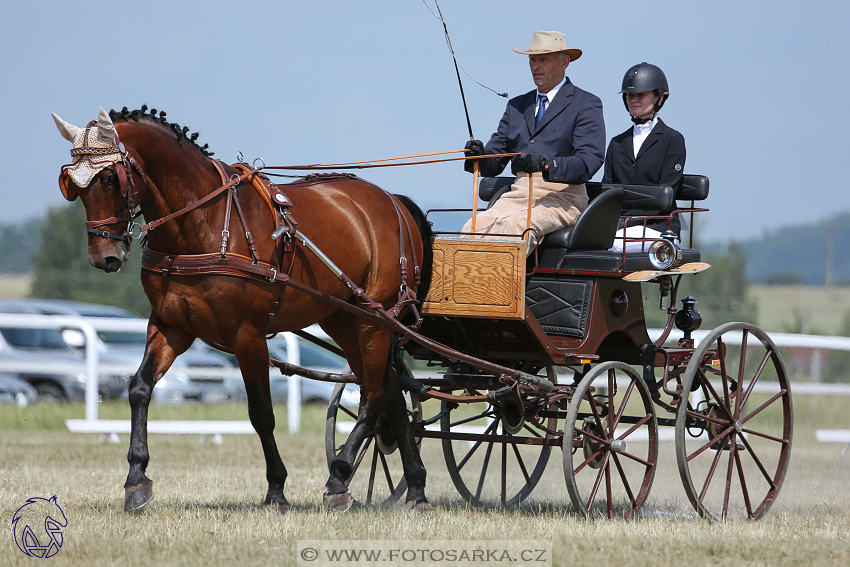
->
[602, 118, 686, 233]
[466, 77, 605, 184]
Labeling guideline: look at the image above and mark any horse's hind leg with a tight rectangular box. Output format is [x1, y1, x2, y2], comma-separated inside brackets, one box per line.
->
[125, 316, 194, 512]
[233, 330, 290, 513]
[384, 369, 430, 512]
[320, 318, 388, 511]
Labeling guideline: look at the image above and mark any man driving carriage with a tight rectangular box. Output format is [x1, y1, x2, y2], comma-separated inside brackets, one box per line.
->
[461, 30, 605, 254]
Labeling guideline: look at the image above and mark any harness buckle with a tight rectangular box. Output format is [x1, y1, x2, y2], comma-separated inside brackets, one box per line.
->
[267, 267, 277, 283]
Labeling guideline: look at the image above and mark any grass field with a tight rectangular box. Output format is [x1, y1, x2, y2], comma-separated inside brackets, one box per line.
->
[1, 398, 848, 567]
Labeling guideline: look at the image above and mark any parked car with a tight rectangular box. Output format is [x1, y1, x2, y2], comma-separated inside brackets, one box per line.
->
[0, 372, 38, 407]
[0, 299, 233, 402]
[187, 335, 357, 406]
[0, 321, 88, 402]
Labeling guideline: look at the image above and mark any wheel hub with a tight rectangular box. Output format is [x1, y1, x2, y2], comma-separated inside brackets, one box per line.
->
[374, 414, 398, 455]
[500, 402, 525, 435]
[582, 417, 608, 469]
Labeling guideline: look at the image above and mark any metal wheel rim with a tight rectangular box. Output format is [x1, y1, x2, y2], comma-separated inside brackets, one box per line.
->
[325, 381, 422, 507]
[563, 361, 658, 519]
[675, 322, 793, 521]
[440, 367, 557, 507]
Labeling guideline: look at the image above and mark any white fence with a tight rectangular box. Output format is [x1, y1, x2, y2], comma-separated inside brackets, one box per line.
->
[3, 314, 850, 444]
[0, 313, 303, 436]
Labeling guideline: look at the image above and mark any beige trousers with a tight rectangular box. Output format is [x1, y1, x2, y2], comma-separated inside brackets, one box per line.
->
[462, 172, 588, 255]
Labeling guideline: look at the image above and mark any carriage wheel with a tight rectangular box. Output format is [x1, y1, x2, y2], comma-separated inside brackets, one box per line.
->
[675, 322, 793, 521]
[563, 361, 658, 519]
[325, 382, 422, 508]
[441, 366, 558, 507]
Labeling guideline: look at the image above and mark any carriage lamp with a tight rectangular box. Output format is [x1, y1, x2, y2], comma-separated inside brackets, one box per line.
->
[675, 296, 702, 339]
[647, 230, 682, 270]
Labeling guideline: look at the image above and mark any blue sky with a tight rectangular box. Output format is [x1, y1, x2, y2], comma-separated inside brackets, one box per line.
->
[3, 0, 848, 243]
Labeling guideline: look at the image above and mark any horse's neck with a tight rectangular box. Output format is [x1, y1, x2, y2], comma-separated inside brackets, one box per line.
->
[120, 124, 220, 251]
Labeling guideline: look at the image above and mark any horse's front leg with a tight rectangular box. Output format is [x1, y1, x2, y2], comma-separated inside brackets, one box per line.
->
[124, 316, 194, 512]
[234, 330, 291, 513]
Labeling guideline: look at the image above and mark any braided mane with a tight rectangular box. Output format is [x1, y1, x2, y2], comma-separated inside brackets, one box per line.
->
[108, 105, 215, 157]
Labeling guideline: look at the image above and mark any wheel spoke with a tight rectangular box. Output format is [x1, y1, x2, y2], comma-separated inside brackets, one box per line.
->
[741, 428, 789, 444]
[688, 425, 735, 462]
[521, 423, 543, 438]
[740, 390, 787, 425]
[699, 370, 736, 422]
[576, 426, 608, 446]
[605, 457, 613, 519]
[611, 453, 637, 507]
[366, 444, 379, 505]
[616, 414, 653, 441]
[379, 452, 396, 494]
[451, 410, 495, 429]
[339, 404, 359, 421]
[698, 440, 725, 501]
[612, 380, 637, 430]
[345, 436, 373, 487]
[586, 452, 611, 514]
[738, 350, 772, 414]
[510, 442, 532, 483]
[474, 440, 495, 503]
[456, 418, 499, 472]
[721, 436, 737, 520]
[738, 433, 778, 488]
[734, 446, 754, 518]
[617, 449, 654, 468]
[501, 442, 507, 506]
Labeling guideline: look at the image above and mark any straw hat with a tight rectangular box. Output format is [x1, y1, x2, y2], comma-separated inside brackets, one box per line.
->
[513, 30, 582, 61]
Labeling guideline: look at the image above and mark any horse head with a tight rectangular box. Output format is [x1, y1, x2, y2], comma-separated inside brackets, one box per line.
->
[52, 108, 142, 272]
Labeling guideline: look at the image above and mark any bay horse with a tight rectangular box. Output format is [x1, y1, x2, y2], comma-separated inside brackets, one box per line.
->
[52, 106, 433, 513]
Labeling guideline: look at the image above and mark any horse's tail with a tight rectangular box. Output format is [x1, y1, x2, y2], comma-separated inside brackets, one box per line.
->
[392, 194, 433, 309]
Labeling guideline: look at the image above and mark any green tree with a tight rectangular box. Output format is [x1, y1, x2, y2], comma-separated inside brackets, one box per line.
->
[29, 201, 150, 316]
[644, 242, 758, 329]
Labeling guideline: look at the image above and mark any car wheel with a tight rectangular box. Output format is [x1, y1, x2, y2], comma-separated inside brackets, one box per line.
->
[35, 382, 67, 403]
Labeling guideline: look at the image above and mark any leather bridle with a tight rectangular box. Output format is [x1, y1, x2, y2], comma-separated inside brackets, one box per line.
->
[58, 120, 147, 245]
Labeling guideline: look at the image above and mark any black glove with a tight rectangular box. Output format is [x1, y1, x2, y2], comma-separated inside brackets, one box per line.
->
[464, 139, 484, 157]
[517, 151, 549, 173]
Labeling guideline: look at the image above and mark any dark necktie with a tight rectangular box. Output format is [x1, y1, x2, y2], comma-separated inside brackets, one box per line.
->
[535, 94, 548, 127]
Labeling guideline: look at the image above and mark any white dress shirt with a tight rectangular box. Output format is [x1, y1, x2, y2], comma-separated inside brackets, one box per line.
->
[632, 115, 659, 158]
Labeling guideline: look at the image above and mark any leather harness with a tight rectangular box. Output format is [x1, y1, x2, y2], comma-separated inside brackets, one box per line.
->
[68, 144, 422, 322]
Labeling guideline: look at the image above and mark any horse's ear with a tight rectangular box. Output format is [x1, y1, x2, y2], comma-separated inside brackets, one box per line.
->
[58, 169, 78, 201]
[52, 113, 81, 143]
[97, 107, 116, 143]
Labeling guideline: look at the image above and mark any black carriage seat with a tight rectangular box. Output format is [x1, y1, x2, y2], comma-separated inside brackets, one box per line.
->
[478, 175, 709, 272]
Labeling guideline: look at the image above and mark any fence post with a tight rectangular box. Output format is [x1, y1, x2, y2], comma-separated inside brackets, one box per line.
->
[285, 332, 301, 433]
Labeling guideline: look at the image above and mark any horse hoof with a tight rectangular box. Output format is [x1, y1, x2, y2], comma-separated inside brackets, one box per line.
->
[403, 500, 433, 514]
[323, 490, 354, 512]
[264, 502, 292, 514]
[124, 481, 154, 513]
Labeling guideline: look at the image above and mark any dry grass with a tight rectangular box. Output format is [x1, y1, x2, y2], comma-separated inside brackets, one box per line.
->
[1, 399, 849, 566]
[0, 274, 31, 299]
[751, 284, 850, 334]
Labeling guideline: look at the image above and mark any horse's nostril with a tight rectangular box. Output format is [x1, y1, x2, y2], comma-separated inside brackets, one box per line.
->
[101, 256, 123, 273]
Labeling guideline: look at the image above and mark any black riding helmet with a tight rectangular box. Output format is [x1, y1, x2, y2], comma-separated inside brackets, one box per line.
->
[620, 62, 669, 121]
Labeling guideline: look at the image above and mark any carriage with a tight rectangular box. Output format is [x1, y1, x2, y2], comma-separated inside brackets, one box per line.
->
[323, 173, 793, 521]
[54, 107, 791, 522]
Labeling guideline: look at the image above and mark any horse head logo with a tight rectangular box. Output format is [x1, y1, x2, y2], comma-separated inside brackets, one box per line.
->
[11, 496, 68, 558]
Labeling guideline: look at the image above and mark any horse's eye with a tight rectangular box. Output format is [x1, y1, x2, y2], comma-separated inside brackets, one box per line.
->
[103, 174, 118, 188]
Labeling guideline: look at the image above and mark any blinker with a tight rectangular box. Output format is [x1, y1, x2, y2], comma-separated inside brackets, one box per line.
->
[58, 169, 78, 201]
